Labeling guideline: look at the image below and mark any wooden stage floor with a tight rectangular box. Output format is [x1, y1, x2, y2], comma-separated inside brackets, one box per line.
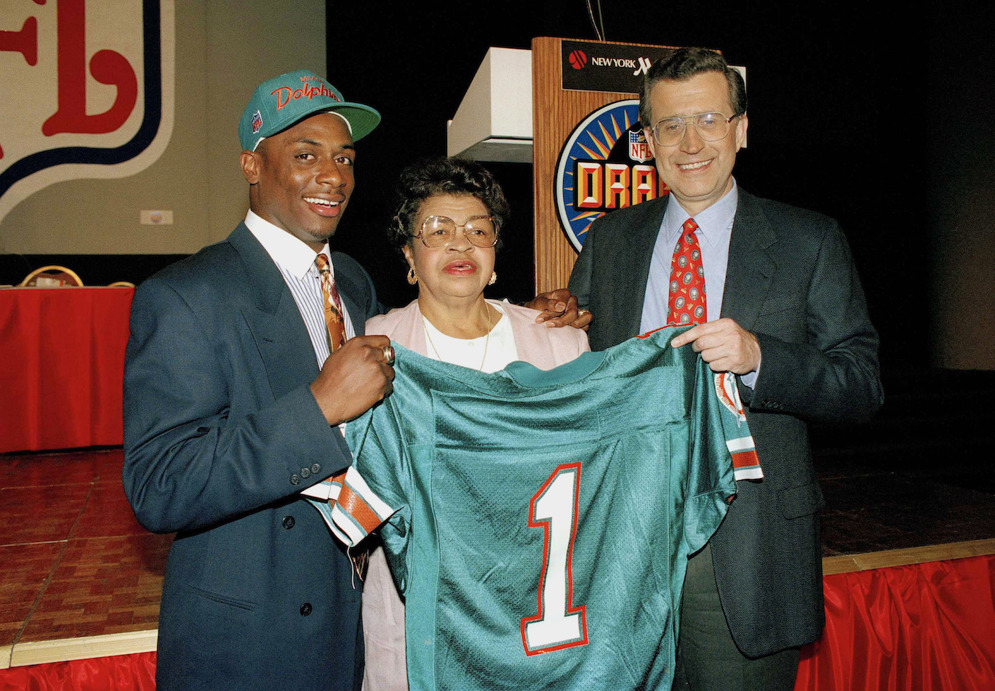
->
[3, 409, 995, 670]
[0, 448, 168, 668]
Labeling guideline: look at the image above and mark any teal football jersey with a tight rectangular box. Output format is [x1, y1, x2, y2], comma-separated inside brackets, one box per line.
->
[320, 327, 761, 690]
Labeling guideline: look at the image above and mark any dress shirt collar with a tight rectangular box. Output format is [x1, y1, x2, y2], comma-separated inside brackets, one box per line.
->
[244, 210, 331, 279]
[661, 178, 739, 250]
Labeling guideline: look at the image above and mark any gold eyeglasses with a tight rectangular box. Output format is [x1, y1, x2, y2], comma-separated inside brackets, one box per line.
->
[413, 215, 498, 248]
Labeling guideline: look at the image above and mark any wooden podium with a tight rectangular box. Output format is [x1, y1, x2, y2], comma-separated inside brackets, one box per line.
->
[531, 37, 680, 294]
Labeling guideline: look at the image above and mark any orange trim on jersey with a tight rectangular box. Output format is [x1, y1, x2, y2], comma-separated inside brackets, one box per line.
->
[731, 449, 761, 470]
[637, 325, 670, 339]
[337, 481, 382, 535]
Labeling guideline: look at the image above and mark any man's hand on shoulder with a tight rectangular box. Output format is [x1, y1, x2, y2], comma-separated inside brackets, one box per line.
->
[526, 288, 593, 330]
[670, 318, 761, 375]
[310, 336, 395, 426]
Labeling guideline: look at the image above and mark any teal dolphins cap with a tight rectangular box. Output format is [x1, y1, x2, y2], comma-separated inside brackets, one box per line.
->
[238, 69, 381, 151]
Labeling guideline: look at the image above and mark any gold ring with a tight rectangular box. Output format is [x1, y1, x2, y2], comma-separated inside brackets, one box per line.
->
[578, 309, 589, 316]
[381, 344, 395, 365]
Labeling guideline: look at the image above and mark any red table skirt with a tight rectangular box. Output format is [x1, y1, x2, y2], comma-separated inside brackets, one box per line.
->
[0, 556, 993, 689]
[0, 287, 134, 453]
[795, 553, 995, 689]
[0, 653, 156, 690]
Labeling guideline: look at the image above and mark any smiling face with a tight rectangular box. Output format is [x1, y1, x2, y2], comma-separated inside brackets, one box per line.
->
[240, 111, 355, 251]
[402, 194, 496, 309]
[644, 71, 748, 216]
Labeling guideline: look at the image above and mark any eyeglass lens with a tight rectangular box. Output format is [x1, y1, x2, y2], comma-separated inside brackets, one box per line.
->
[652, 112, 733, 145]
[420, 216, 497, 248]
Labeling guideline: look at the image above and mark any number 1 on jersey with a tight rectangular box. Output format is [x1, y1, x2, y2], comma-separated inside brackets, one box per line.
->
[521, 463, 588, 655]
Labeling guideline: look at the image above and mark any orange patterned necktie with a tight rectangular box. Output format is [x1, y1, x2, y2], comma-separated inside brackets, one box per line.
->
[314, 253, 346, 352]
[314, 254, 364, 573]
[667, 218, 707, 326]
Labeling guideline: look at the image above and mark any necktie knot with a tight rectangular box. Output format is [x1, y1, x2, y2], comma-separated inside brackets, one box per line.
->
[315, 253, 331, 274]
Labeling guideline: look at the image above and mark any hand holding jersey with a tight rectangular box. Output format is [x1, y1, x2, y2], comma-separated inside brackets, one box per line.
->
[671, 318, 761, 375]
[309, 335, 395, 426]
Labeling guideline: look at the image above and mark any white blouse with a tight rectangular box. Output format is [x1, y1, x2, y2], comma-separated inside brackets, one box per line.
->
[420, 302, 519, 373]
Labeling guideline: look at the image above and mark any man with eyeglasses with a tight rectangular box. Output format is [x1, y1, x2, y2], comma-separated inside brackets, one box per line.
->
[569, 48, 882, 689]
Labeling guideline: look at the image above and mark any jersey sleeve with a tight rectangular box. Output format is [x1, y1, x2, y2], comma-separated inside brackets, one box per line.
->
[305, 400, 414, 587]
[683, 361, 763, 553]
[712, 372, 762, 481]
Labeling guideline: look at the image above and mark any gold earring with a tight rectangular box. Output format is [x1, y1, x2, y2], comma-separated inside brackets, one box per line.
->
[488, 271, 497, 286]
[407, 267, 418, 285]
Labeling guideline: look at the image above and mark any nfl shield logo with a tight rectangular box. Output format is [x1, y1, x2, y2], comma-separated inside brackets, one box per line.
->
[628, 130, 653, 163]
[251, 111, 263, 134]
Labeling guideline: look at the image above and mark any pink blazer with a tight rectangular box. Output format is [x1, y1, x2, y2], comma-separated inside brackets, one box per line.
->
[365, 299, 590, 368]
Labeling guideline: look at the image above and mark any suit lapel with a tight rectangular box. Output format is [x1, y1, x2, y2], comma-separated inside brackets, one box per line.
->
[228, 224, 319, 399]
[611, 196, 668, 339]
[721, 190, 776, 330]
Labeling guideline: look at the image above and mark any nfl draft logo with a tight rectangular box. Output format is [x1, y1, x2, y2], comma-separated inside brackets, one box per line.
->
[0, 0, 175, 224]
[555, 100, 667, 253]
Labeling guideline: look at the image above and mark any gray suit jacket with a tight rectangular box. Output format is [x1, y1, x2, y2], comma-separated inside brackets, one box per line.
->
[569, 190, 883, 656]
[123, 224, 380, 689]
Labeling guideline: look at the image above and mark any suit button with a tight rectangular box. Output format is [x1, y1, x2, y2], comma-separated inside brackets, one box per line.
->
[300, 467, 311, 479]
[311, 463, 321, 474]
[300, 603, 312, 616]
[290, 474, 301, 486]
[282, 516, 295, 529]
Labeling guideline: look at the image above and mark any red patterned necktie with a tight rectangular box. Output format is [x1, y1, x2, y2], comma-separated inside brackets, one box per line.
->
[667, 218, 707, 326]
[315, 253, 346, 352]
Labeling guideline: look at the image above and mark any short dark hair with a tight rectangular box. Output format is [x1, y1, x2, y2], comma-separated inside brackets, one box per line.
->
[639, 48, 747, 128]
[387, 157, 510, 252]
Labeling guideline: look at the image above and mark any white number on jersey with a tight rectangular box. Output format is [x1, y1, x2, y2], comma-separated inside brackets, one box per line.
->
[521, 463, 589, 654]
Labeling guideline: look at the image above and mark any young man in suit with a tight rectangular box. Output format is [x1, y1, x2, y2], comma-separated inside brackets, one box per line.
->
[124, 69, 586, 690]
[123, 70, 396, 690]
[569, 48, 883, 689]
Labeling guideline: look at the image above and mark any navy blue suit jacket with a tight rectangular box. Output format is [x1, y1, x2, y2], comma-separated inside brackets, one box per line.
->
[569, 190, 883, 657]
[123, 224, 380, 689]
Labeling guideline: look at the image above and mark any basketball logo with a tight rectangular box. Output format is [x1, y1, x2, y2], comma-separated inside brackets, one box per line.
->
[568, 50, 587, 70]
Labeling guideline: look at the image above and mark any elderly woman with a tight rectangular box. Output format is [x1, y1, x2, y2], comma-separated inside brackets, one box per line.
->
[361, 157, 589, 689]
